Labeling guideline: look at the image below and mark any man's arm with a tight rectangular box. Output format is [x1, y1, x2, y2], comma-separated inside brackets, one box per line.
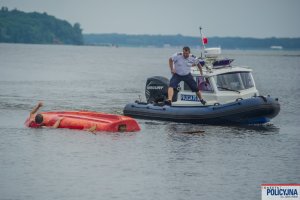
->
[52, 117, 63, 128]
[169, 58, 175, 74]
[87, 125, 97, 134]
[30, 101, 43, 117]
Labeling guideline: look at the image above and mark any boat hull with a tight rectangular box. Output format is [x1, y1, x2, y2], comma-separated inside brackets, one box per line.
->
[123, 96, 280, 125]
[26, 111, 141, 132]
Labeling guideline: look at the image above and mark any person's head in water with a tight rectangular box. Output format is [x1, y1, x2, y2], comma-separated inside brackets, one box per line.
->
[35, 114, 43, 124]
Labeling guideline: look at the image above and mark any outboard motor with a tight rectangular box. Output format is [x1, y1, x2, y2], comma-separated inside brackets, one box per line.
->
[145, 76, 178, 103]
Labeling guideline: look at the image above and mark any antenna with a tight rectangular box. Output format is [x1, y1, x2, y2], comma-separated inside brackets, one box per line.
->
[199, 26, 205, 49]
[199, 26, 205, 58]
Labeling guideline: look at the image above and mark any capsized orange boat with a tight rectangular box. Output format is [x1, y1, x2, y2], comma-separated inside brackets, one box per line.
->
[26, 111, 141, 132]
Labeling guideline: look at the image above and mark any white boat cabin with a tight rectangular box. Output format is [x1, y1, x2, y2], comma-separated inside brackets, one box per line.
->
[173, 48, 259, 106]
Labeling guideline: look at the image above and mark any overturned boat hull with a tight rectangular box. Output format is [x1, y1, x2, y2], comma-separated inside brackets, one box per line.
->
[123, 96, 280, 125]
[26, 111, 141, 132]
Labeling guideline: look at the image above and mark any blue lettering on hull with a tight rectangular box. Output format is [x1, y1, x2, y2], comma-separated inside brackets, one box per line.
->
[181, 94, 199, 102]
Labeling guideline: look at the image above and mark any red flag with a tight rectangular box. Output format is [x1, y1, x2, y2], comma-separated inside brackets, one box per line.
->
[202, 37, 208, 44]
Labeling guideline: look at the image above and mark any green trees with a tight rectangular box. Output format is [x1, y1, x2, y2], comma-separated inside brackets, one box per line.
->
[0, 7, 83, 45]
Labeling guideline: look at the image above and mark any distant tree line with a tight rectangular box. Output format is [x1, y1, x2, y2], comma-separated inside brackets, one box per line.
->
[84, 33, 300, 49]
[1, 7, 299, 49]
[0, 7, 83, 45]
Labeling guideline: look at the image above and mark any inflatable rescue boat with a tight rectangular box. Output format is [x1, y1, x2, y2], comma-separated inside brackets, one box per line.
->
[123, 29, 280, 125]
[124, 96, 280, 124]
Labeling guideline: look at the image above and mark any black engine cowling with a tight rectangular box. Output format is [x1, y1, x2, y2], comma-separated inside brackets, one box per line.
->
[145, 76, 178, 103]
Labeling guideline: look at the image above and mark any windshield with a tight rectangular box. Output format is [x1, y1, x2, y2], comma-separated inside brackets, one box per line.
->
[183, 76, 214, 92]
[214, 72, 254, 91]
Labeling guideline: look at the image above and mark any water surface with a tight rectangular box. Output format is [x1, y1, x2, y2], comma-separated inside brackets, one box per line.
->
[0, 44, 299, 200]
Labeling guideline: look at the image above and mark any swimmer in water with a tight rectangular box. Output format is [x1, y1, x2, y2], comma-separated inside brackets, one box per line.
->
[25, 101, 63, 128]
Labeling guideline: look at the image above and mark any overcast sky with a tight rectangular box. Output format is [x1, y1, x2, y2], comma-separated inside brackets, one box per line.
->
[1, 0, 300, 38]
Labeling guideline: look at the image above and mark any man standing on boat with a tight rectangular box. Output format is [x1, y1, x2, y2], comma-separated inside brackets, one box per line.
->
[165, 46, 206, 105]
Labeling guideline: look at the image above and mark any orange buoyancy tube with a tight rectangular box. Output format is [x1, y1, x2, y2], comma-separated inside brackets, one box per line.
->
[26, 111, 141, 132]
